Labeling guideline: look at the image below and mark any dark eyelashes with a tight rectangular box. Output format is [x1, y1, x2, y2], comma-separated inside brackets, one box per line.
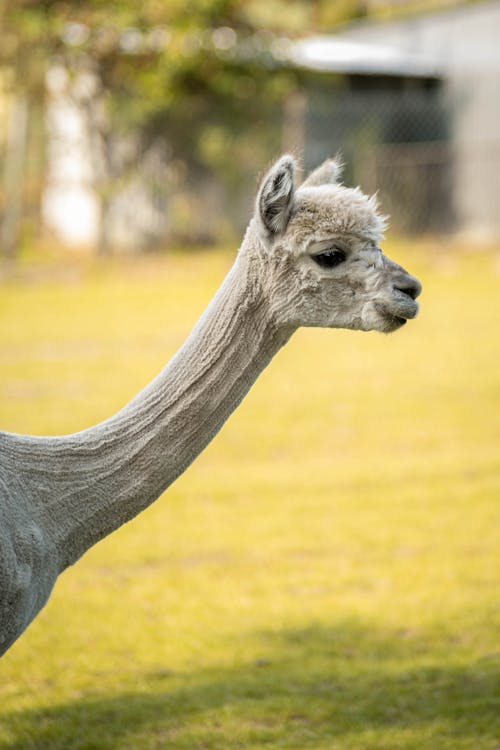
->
[312, 248, 347, 269]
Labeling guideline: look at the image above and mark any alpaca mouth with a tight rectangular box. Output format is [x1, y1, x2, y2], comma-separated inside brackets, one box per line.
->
[374, 302, 414, 332]
[384, 312, 407, 330]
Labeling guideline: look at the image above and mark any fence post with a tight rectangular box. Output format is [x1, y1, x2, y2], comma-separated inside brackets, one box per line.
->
[282, 90, 307, 163]
[1, 94, 28, 259]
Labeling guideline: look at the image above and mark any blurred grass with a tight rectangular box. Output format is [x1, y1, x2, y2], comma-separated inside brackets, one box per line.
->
[0, 241, 499, 749]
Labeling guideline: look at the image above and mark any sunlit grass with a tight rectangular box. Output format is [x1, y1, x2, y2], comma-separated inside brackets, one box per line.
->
[0, 241, 499, 749]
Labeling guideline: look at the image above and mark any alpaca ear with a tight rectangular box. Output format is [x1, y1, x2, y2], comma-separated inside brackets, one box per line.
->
[256, 155, 296, 238]
[301, 156, 343, 188]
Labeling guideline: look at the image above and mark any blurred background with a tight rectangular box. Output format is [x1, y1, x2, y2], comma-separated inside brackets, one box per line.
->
[1, 3, 499, 749]
[1, 0, 499, 257]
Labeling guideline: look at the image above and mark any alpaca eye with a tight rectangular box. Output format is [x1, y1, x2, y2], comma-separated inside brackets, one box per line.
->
[312, 248, 346, 269]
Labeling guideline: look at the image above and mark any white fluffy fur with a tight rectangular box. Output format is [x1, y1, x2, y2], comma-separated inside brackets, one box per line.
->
[0, 155, 421, 656]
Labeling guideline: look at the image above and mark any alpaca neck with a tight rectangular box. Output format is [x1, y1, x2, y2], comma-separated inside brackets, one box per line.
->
[17, 248, 294, 569]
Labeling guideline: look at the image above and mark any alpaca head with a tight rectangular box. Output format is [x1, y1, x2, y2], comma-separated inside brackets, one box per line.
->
[245, 154, 421, 333]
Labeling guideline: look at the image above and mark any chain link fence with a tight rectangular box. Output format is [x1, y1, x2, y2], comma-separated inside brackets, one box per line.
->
[303, 83, 454, 234]
[302, 79, 500, 239]
[1, 76, 500, 253]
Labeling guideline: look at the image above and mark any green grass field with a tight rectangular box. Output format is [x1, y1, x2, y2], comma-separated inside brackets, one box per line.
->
[0, 242, 499, 749]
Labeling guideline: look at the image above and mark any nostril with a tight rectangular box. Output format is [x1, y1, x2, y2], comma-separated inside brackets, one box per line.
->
[395, 277, 422, 301]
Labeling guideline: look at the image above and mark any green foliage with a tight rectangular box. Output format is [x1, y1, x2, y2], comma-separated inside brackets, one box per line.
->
[1, 1, 298, 140]
[0, 241, 499, 748]
[0, 0, 312, 252]
[0, 0, 484, 254]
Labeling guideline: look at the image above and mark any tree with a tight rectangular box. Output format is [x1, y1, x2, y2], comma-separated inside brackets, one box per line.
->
[0, 0, 370, 254]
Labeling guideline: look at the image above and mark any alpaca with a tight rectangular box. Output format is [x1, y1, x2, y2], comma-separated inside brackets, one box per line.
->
[0, 155, 421, 656]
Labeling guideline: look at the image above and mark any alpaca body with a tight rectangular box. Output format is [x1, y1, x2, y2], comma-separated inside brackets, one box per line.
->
[0, 155, 421, 655]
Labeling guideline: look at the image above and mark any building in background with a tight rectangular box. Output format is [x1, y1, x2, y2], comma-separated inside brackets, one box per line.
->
[4, 1, 500, 251]
[289, 34, 447, 235]
[293, 0, 500, 240]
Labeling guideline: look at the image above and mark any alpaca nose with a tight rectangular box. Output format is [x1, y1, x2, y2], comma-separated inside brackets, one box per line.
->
[394, 275, 422, 301]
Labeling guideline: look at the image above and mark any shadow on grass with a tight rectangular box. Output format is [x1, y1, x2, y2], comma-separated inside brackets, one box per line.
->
[1, 622, 498, 749]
